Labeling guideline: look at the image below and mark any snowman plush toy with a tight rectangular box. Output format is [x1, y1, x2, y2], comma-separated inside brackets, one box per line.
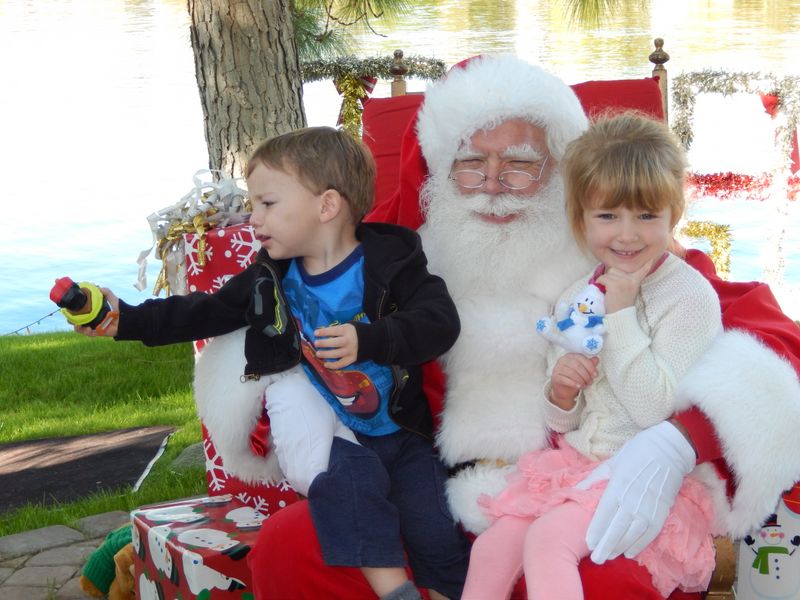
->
[741, 512, 800, 598]
[536, 281, 606, 356]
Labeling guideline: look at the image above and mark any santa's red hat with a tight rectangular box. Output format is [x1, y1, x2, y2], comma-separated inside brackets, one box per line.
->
[418, 55, 588, 176]
[367, 55, 588, 230]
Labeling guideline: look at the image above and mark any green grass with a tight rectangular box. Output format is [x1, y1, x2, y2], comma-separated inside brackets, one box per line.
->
[0, 332, 207, 537]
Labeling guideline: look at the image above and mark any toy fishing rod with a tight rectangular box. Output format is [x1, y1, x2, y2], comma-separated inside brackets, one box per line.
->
[49, 277, 117, 334]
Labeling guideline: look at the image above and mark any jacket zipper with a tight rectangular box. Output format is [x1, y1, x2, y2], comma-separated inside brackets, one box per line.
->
[376, 287, 388, 319]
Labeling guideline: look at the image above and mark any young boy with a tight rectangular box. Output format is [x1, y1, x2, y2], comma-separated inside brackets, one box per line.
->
[76, 127, 470, 600]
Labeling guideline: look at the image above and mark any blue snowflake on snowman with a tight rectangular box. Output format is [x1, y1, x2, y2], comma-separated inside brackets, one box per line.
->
[536, 282, 607, 356]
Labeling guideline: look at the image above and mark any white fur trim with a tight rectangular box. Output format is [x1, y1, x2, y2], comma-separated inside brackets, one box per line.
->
[688, 463, 730, 537]
[446, 462, 516, 535]
[675, 329, 800, 536]
[193, 328, 285, 485]
[417, 55, 588, 176]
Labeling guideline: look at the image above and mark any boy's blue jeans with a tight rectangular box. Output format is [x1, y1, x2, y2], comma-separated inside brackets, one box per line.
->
[307, 429, 470, 599]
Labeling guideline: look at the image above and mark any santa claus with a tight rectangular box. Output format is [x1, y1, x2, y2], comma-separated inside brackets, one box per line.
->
[248, 55, 800, 599]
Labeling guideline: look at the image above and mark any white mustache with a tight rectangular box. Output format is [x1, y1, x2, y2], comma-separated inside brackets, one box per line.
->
[463, 191, 531, 217]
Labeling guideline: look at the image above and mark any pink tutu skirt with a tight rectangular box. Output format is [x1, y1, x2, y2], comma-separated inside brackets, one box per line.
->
[478, 441, 716, 597]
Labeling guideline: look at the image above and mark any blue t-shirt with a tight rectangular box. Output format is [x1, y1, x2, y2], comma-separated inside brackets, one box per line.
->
[282, 246, 399, 436]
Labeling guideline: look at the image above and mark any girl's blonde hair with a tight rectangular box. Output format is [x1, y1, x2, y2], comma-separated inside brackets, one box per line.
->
[561, 112, 687, 249]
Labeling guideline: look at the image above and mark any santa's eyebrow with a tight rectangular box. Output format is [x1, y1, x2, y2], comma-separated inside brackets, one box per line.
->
[502, 144, 545, 161]
[453, 143, 546, 163]
[454, 145, 482, 161]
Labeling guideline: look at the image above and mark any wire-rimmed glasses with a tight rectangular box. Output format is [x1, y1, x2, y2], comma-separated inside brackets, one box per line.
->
[449, 156, 549, 190]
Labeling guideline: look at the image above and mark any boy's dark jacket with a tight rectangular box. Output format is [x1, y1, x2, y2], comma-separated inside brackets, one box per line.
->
[116, 222, 459, 438]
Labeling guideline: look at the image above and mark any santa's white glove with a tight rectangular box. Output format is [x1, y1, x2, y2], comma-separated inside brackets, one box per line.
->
[577, 421, 696, 564]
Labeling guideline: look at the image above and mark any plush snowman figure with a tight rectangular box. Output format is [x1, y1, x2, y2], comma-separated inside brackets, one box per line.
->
[536, 282, 606, 356]
[740, 512, 800, 599]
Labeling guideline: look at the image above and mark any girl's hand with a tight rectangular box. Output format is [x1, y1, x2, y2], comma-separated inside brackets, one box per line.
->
[73, 287, 119, 337]
[550, 353, 599, 410]
[597, 260, 653, 314]
[314, 324, 358, 369]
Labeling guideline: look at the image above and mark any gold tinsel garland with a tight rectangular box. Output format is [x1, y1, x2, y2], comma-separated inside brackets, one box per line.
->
[302, 55, 447, 84]
[680, 220, 732, 279]
[672, 70, 800, 173]
[303, 55, 447, 137]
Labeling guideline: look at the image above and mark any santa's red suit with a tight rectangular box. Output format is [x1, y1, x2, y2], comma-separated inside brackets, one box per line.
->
[242, 56, 800, 598]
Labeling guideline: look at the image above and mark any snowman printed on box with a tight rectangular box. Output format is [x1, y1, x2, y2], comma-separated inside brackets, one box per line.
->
[736, 483, 800, 599]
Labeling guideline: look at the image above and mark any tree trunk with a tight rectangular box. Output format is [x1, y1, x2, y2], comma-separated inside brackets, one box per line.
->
[188, 0, 306, 178]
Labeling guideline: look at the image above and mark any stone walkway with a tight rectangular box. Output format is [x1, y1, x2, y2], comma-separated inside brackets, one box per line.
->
[0, 510, 129, 600]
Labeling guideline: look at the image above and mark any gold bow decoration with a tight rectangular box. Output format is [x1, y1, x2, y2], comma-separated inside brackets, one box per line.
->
[150, 212, 218, 297]
[334, 73, 371, 138]
[302, 54, 447, 137]
[136, 170, 250, 297]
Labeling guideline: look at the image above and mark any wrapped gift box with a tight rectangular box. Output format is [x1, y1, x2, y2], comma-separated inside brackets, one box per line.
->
[735, 482, 800, 599]
[184, 222, 258, 296]
[132, 495, 266, 600]
[184, 223, 299, 511]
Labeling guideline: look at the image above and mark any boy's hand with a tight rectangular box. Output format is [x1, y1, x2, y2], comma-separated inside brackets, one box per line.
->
[74, 287, 120, 337]
[550, 353, 599, 410]
[596, 260, 653, 314]
[314, 324, 358, 369]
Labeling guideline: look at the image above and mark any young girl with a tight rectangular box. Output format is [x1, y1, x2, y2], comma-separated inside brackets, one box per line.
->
[462, 113, 723, 599]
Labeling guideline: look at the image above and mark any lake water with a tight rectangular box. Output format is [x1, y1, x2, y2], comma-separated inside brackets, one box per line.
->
[2, 0, 799, 335]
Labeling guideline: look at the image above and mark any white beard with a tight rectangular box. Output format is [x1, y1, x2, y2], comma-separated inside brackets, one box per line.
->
[420, 171, 585, 300]
[419, 172, 592, 533]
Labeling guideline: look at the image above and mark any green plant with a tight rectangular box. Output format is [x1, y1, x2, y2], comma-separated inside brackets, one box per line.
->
[0, 332, 205, 536]
[294, 0, 410, 61]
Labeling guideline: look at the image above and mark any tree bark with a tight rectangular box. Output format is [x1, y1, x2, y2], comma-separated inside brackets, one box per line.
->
[188, 0, 306, 178]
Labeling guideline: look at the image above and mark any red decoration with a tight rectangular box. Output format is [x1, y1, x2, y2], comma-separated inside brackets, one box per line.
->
[783, 482, 800, 516]
[687, 172, 800, 201]
[360, 74, 378, 95]
[760, 93, 800, 174]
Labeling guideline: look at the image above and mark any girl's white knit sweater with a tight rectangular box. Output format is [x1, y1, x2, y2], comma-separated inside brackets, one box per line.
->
[544, 253, 723, 460]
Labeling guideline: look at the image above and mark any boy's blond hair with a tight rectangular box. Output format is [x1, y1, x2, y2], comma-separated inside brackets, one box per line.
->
[246, 126, 376, 222]
[562, 112, 687, 250]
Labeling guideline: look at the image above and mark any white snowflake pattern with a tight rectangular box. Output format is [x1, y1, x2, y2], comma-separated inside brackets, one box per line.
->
[209, 274, 233, 292]
[226, 226, 258, 269]
[203, 437, 229, 493]
[276, 479, 294, 493]
[185, 234, 215, 278]
[234, 492, 271, 515]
